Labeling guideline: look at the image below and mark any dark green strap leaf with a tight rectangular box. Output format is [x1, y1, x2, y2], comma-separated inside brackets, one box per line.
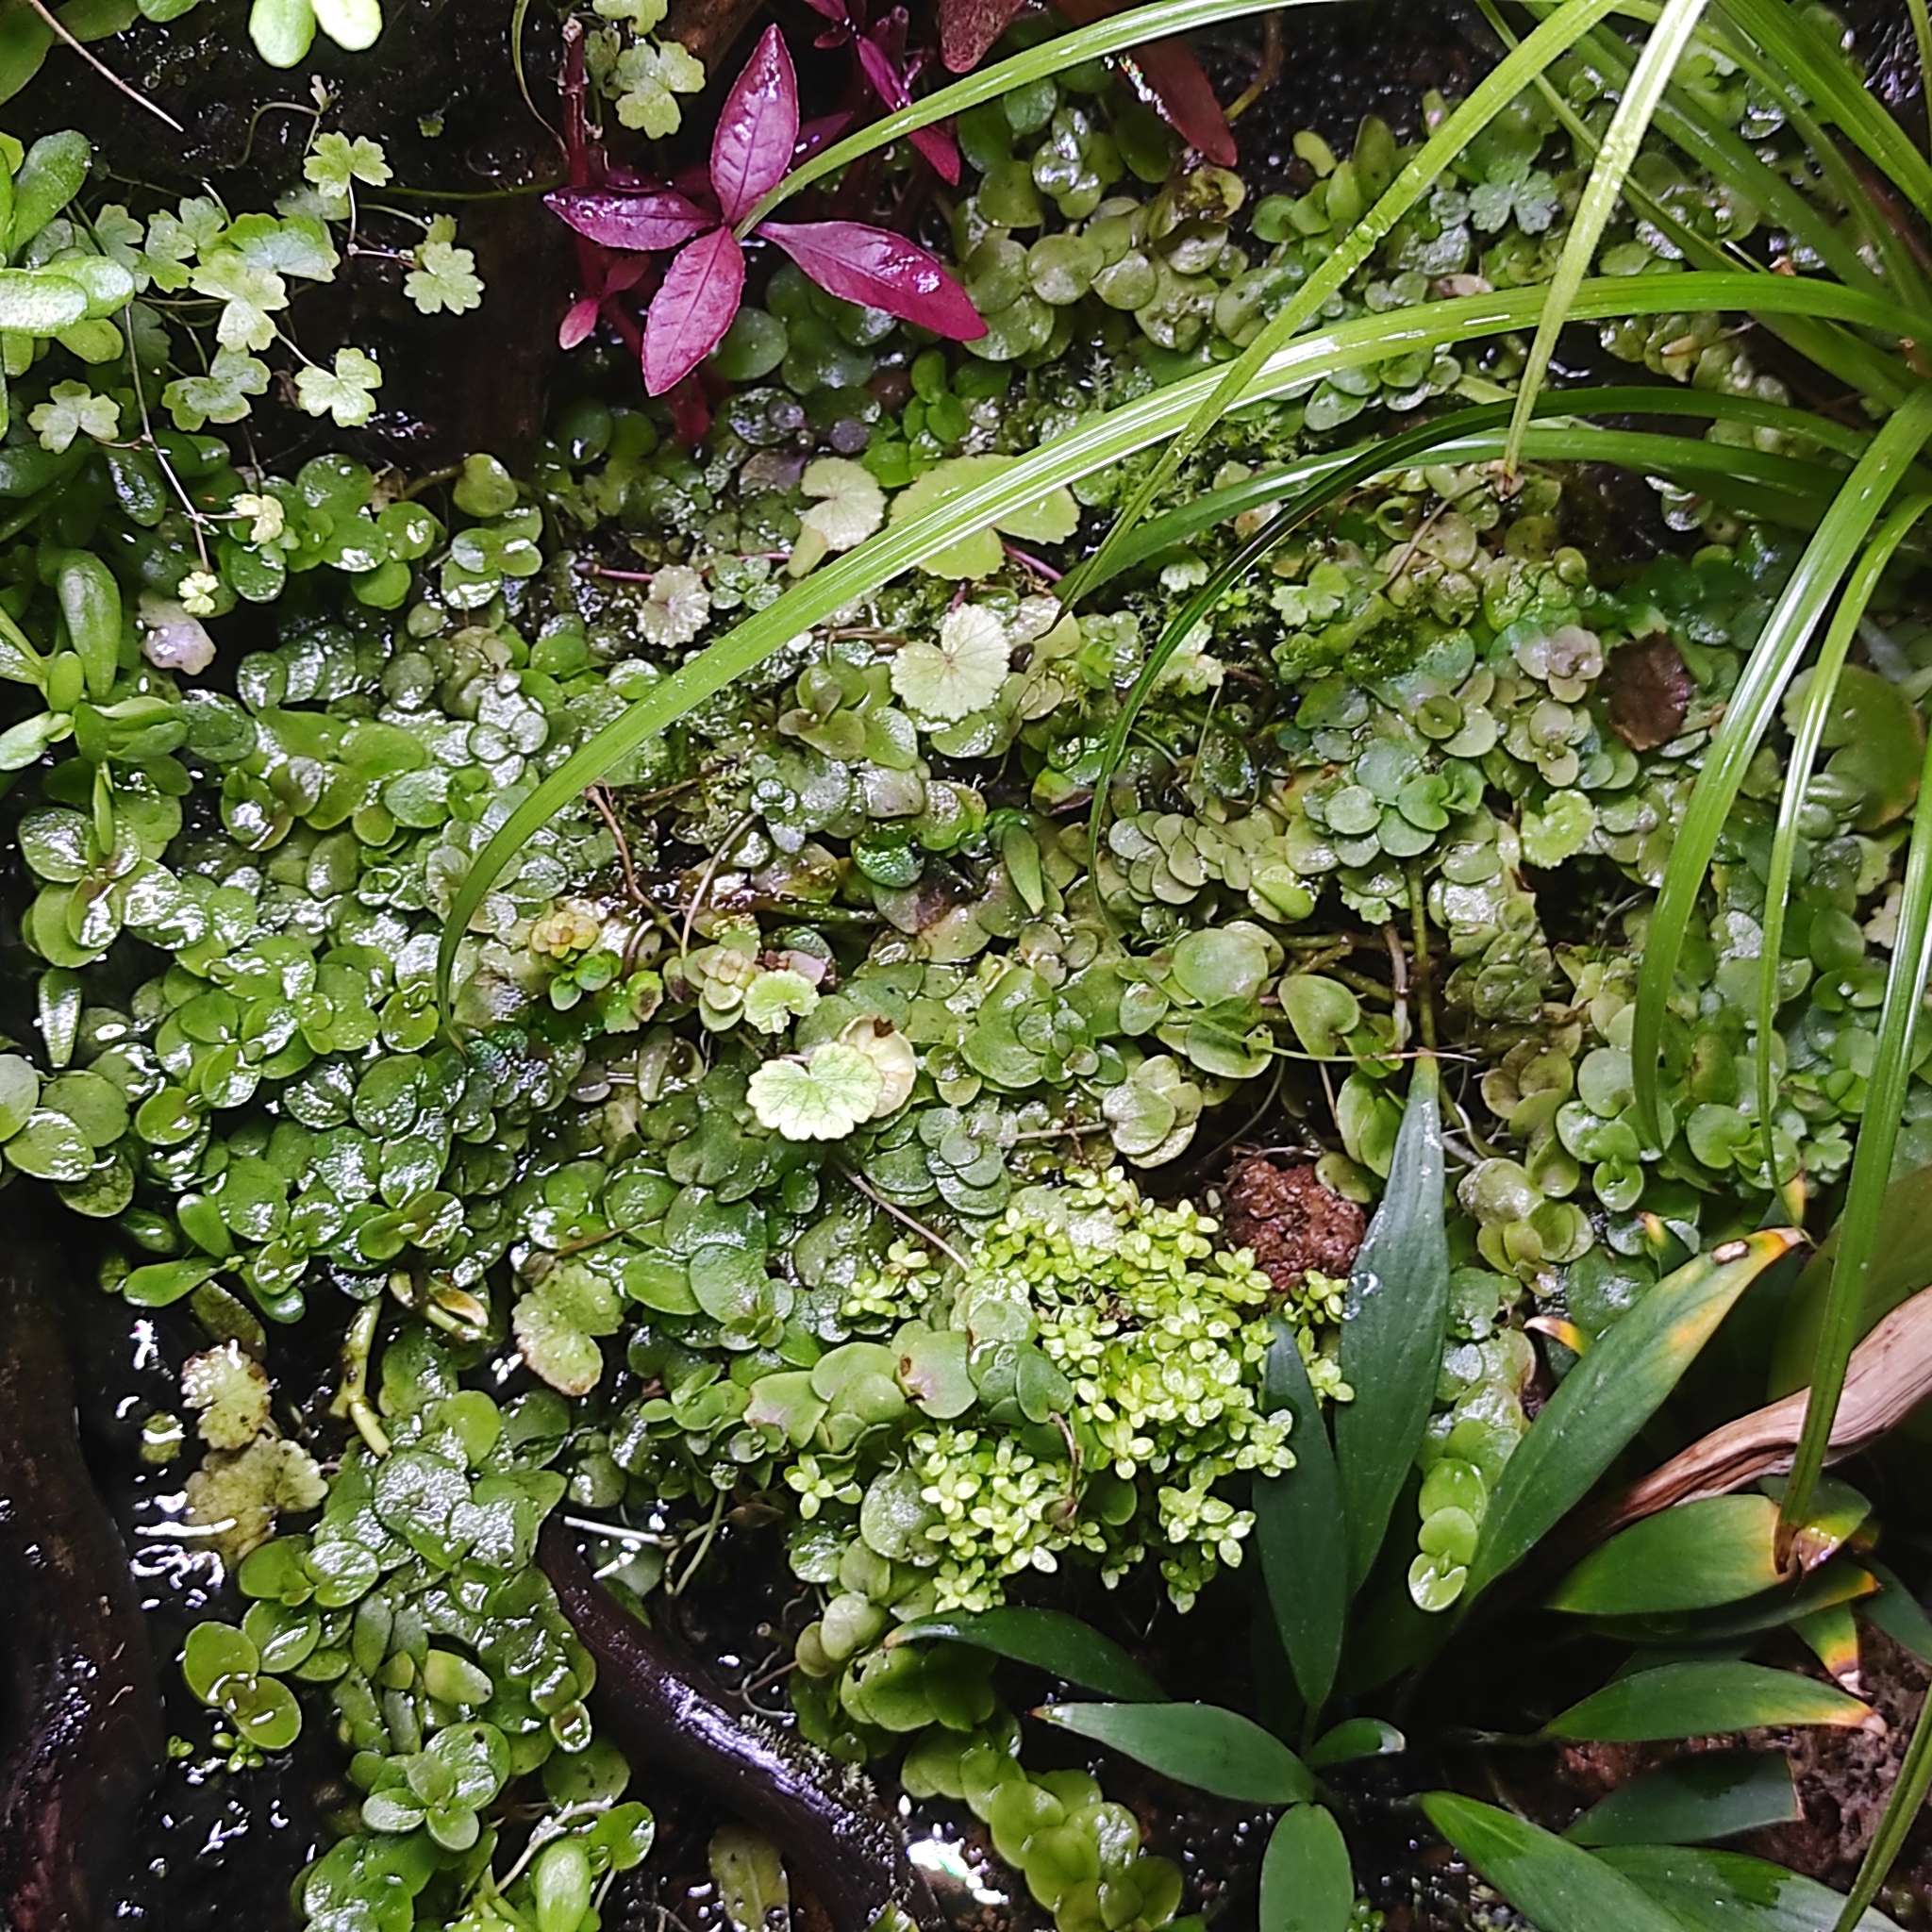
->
[1259, 1805, 1354, 1932]
[1565, 1752, 1799, 1847]
[1465, 1229, 1801, 1606]
[1335, 1056, 1448, 1591]
[1598, 1845, 1903, 1930]
[1543, 1661, 1873, 1742]
[1422, 1793, 1688, 1932]
[1256, 1315, 1348, 1717]
[890, 1607, 1162, 1703]
[1035, 1701, 1312, 1806]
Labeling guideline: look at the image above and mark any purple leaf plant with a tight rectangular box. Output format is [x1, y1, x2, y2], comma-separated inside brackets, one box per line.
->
[548, 25, 984, 398]
[801, 0, 961, 184]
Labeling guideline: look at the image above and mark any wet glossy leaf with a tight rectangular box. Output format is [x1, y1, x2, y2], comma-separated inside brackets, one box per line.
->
[894, 1607, 1163, 1701]
[1336, 1057, 1448, 1590]
[1549, 1496, 1784, 1617]
[713, 28, 799, 226]
[1307, 1718, 1404, 1768]
[544, 189, 714, 254]
[1423, 1794, 1688, 1932]
[759, 221, 985, 339]
[1036, 1702, 1312, 1804]
[1466, 1231, 1801, 1606]
[1565, 1753, 1800, 1847]
[1259, 1803, 1353, 1932]
[642, 228, 746, 396]
[1544, 1661, 1874, 1742]
[1598, 1845, 1904, 1929]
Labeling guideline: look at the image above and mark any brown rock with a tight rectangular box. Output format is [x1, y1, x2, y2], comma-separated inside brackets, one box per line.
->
[1606, 632, 1693, 752]
[1220, 1158, 1366, 1294]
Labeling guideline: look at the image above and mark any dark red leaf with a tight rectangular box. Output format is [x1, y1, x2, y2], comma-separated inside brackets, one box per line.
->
[758, 220, 985, 338]
[795, 111, 857, 160]
[547, 188, 715, 254]
[857, 33, 961, 183]
[1051, 0, 1235, 163]
[1124, 37, 1236, 164]
[641, 227, 746, 394]
[711, 25, 801, 226]
[940, 0, 1026, 71]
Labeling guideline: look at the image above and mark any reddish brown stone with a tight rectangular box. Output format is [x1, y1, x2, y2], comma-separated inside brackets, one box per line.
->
[1220, 1158, 1367, 1294]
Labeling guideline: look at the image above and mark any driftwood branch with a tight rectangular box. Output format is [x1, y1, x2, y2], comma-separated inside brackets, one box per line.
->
[1590, 1282, 1932, 1543]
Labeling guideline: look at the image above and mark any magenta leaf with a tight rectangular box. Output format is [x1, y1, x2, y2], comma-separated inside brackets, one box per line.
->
[759, 220, 985, 339]
[641, 226, 746, 394]
[800, 0, 850, 22]
[547, 188, 715, 254]
[856, 34, 961, 184]
[711, 25, 800, 227]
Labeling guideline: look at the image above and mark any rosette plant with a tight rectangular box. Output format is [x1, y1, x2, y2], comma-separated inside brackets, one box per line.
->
[548, 24, 984, 394]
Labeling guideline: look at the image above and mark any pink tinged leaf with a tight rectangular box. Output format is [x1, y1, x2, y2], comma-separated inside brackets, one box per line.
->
[759, 220, 985, 339]
[856, 34, 960, 183]
[559, 294, 601, 349]
[641, 226, 746, 394]
[939, 0, 1026, 71]
[711, 25, 801, 226]
[546, 188, 715, 253]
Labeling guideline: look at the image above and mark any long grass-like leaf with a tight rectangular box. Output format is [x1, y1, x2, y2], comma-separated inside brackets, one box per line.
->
[1090, 382, 1872, 592]
[1506, 0, 1712, 468]
[734, 0, 1282, 233]
[1840, 1718, 1932, 1928]
[1520, 0, 1913, 404]
[437, 271, 1915, 1011]
[1754, 492, 1932, 1191]
[1716, 0, 1932, 225]
[1780, 718, 1932, 1541]
[1057, 0, 1638, 607]
[1630, 383, 1932, 1148]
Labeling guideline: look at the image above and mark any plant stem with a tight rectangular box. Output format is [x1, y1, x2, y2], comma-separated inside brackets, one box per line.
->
[25, 0, 183, 130]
